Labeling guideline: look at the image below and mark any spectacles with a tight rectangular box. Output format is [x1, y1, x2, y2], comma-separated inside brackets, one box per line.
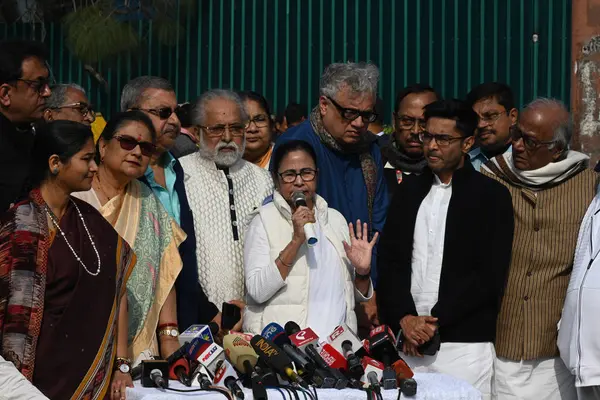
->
[394, 113, 427, 130]
[132, 106, 181, 120]
[16, 78, 53, 95]
[278, 168, 318, 183]
[327, 96, 378, 123]
[248, 114, 271, 129]
[478, 111, 506, 126]
[510, 126, 555, 150]
[419, 132, 466, 147]
[50, 102, 96, 121]
[200, 122, 248, 138]
[113, 135, 157, 157]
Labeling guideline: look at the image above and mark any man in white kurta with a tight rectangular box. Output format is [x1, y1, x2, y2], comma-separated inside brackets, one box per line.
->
[377, 99, 514, 400]
[179, 89, 273, 309]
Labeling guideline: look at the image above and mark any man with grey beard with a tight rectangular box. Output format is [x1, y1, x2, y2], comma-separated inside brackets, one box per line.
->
[179, 89, 274, 311]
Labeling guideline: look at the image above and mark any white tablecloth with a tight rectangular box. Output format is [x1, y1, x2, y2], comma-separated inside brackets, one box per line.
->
[127, 373, 482, 400]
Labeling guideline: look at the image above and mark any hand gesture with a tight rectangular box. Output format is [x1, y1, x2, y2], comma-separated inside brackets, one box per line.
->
[343, 220, 379, 275]
[400, 315, 438, 347]
[291, 206, 316, 243]
[110, 371, 133, 400]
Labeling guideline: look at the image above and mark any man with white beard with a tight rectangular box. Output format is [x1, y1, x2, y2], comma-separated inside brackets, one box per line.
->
[179, 89, 274, 311]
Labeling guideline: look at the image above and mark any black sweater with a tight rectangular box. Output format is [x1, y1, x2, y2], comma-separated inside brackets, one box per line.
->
[377, 161, 514, 343]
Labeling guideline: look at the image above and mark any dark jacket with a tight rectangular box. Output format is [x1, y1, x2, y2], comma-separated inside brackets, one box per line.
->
[377, 161, 514, 343]
[139, 157, 219, 331]
[0, 113, 35, 213]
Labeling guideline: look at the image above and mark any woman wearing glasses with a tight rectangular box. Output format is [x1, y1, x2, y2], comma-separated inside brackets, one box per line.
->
[74, 111, 184, 376]
[240, 91, 275, 169]
[243, 140, 375, 337]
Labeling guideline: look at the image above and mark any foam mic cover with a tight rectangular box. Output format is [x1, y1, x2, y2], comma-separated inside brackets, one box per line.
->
[284, 321, 302, 336]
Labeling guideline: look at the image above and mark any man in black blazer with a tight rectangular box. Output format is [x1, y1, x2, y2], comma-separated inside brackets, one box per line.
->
[377, 99, 514, 400]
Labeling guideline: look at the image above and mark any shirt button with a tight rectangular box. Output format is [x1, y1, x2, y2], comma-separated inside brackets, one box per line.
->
[534, 226, 540, 232]
[527, 271, 532, 277]
[227, 175, 232, 179]
[229, 189, 233, 195]
[524, 295, 529, 301]
[232, 221, 238, 226]
[230, 205, 235, 211]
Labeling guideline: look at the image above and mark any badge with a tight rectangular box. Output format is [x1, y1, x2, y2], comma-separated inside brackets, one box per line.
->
[396, 170, 403, 184]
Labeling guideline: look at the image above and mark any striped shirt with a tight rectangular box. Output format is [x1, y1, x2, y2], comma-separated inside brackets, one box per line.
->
[483, 168, 597, 360]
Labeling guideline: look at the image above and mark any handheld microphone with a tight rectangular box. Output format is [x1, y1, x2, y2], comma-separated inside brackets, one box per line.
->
[291, 191, 318, 247]
[368, 325, 399, 389]
[305, 343, 349, 389]
[188, 333, 226, 377]
[400, 377, 418, 397]
[214, 360, 245, 400]
[250, 335, 309, 388]
[141, 360, 169, 388]
[223, 334, 268, 400]
[361, 357, 384, 386]
[131, 341, 191, 380]
[341, 340, 365, 379]
[367, 371, 381, 392]
[327, 323, 366, 359]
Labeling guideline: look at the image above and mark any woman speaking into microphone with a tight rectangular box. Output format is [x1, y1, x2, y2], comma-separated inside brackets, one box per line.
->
[243, 140, 377, 337]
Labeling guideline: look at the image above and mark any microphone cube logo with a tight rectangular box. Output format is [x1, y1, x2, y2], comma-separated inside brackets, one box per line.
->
[328, 325, 345, 342]
[262, 325, 278, 339]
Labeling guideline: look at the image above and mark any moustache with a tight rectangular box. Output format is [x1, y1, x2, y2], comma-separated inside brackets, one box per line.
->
[216, 142, 239, 151]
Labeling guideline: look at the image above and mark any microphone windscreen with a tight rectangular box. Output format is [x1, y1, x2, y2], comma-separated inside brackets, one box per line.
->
[291, 191, 307, 208]
[284, 321, 302, 336]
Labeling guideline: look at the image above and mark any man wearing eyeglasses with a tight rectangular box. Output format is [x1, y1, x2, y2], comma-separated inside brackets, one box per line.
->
[0, 39, 52, 212]
[467, 82, 517, 171]
[482, 99, 596, 400]
[179, 89, 273, 327]
[43, 83, 95, 126]
[378, 99, 514, 400]
[381, 84, 439, 199]
[272, 62, 388, 336]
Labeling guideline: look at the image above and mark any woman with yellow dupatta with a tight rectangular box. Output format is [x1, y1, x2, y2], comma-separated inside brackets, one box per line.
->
[0, 121, 136, 400]
[74, 111, 184, 370]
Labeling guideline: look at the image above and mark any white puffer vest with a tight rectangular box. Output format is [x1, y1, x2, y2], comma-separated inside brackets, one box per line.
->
[243, 192, 361, 334]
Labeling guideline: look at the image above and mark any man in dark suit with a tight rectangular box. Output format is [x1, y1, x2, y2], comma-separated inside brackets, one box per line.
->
[377, 99, 514, 400]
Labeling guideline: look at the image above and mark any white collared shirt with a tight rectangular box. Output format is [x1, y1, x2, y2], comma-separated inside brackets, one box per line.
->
[411, 175, 452, 315]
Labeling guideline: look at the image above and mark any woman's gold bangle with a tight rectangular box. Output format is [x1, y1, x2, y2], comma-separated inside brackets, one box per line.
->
[277, 251, 293, 268]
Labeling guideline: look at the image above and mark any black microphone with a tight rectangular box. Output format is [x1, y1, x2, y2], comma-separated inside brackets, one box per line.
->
[131, 341, 191, 380]
[291, 191, 318, 247]
[224, 375, 245, 399]
[368, 325, 402, 390]
[250, 335, 309, 388]
[341, 340, 364, 379]
[304, 343, 349, 389]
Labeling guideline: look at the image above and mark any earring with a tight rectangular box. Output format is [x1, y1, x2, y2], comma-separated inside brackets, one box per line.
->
[52, 168, 58, 175]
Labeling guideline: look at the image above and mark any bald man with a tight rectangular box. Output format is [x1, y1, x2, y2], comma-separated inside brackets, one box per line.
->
[482, 98, 597, 400]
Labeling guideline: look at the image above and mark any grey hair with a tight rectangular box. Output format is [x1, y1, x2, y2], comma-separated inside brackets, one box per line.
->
[192, 89, 248, 126]
[120, 76, 174, 111]
[319, 62, 379, 99]
[45, 83, 86, 109]
[524, 97, 573, 151]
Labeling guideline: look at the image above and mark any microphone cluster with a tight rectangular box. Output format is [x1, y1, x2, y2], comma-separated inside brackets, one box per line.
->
[138, 321, 417, 399]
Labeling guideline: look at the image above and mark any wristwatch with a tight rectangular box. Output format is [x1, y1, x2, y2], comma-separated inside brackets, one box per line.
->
[355, 270, 371, 280]
[158, 327, 180, 338]
[115, 357, 131, 374]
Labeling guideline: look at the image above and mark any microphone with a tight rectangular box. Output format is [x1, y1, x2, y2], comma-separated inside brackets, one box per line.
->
[179, 322, 219, 347]
[140, 360, 169, 388]
[368, 325, 400, 389]
[188, 333, 226, 377]
[262, 323, 334, 388]
[214, 359, 245, 400]
[286, 321, 348, 389]
[131, 341, 191, 380]
[327, 323, 367, 358]
[361, 356, 384, 386]
[341, 340, 364, 379]
[291, 191, 318, 247]
[250, 335, 309, 388]
[223, 334, 268, 400]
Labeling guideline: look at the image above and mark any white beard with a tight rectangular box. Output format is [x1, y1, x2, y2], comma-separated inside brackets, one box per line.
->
[198, 131, 246, 167]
